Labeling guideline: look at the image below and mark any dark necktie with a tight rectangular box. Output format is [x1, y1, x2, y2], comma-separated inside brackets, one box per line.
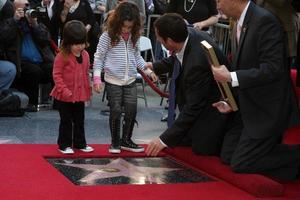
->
[167, 55, 181, 127]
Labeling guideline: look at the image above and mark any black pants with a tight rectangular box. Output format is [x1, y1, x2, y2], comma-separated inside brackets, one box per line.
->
[106, 82, 137, 144]
[221, 112, 300, 181]
[56, 100, 87, 150]
[12, 61, 53, 105]
[183, 105, 228, 156]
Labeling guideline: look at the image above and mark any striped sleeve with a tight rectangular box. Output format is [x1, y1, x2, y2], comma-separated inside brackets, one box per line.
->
[135, 41, 147, 71]
[93, 31, 110, 78]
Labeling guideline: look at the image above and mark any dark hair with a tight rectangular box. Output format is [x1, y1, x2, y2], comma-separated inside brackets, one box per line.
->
[60, 20, 87, 56]
[154, 13, 188, 43]
[107, 2, 141, 47]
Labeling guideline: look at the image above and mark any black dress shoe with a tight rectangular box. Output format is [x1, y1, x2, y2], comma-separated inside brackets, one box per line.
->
[26, 104, 37, 112]
[297, 167, 300, 179]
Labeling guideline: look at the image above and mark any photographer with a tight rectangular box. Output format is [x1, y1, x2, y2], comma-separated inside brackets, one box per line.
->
[0, 0, 17, 91]
[10, 0, 54, 112]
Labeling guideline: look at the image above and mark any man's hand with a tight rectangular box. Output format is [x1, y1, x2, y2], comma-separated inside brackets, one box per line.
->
[212, 101, 233, 113]
[14, 8, 24, 20]
[211, 65, 231, 83]
[146, 137, 165, 157]
[26, 15, 38, 27]
[42, 0, 51, 6]
[149, 72, 158, 82]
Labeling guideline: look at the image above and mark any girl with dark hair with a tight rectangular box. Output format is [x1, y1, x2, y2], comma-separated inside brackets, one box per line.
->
[51, 20, 94, 154]
[93, 2, 157, 154]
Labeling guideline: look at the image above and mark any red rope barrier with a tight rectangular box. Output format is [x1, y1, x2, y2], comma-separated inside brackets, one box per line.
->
[137, 68, 169, 98]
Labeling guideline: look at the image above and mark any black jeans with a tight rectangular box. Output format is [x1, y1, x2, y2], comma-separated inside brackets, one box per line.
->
[106, 82, 137, 145]
[56, 100, 86, 150]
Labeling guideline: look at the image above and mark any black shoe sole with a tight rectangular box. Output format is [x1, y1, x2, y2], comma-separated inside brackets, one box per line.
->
[120, 146, 144, 152]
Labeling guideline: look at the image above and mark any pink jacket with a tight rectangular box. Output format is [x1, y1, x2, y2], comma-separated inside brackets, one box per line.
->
[50, 50, 91, 102]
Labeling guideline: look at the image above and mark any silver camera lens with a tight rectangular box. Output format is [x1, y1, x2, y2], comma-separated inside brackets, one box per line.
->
[25, 9, 38, 18]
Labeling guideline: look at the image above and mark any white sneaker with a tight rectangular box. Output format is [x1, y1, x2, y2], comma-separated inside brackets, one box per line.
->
[109, 145, 121, 154]
[79, 145, 94, 153]
[59, 147, 74, 154]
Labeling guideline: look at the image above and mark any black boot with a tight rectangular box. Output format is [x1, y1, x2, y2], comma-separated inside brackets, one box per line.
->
[109, 117, 121, 154]
[121, 117, 144, 152]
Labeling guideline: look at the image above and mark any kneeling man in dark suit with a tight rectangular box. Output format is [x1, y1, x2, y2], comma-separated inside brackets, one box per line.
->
[213, 0, 300, 181]
[146, 13, 230, 157]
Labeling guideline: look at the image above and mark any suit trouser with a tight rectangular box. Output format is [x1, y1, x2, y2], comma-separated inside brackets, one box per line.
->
[182, 105, 229, 156]
[221, 112, 300, 181]
[12, 61, 53, 105]
[56, 100, 87, 150]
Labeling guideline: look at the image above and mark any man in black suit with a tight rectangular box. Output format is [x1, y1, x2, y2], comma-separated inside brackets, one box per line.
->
[213, 0, 300, 180]
[146, 13, 230, 157]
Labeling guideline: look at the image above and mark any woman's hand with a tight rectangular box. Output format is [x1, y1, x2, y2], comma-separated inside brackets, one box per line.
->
[85, 24, 91, 32]
[193, 21, 205, 30]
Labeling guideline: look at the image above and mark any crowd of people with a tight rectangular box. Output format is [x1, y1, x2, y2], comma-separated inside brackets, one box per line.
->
[0, 0, 300, 181]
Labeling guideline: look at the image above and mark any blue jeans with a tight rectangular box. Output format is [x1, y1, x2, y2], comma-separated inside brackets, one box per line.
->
[0, 60, 16, 91]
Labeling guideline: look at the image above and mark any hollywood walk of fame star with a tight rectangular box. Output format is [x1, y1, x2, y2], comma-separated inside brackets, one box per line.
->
[55, 158, 181, 185]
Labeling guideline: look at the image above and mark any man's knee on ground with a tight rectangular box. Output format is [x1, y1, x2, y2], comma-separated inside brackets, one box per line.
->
[220, 151, 231, 165]
[192, 145, 220, 156]
[230, 159, 252, 173]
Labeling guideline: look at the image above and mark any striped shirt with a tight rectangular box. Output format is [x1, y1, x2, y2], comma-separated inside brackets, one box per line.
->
[93, 31, 147, 86]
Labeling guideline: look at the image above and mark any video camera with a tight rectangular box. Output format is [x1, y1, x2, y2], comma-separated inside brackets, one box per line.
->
[23, 4, 38, 18]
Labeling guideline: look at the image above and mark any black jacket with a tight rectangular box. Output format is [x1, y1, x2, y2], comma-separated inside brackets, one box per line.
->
[0, 0, 18, 59]
[153, 29, 229, 154]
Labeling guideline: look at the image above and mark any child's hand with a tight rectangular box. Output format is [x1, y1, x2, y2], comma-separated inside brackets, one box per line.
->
[149, 72, 158, 82]
[93, 83, 102, 93]
[145, 62, 153, 70]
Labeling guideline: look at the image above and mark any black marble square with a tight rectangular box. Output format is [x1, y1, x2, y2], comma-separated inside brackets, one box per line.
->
[46, 157, 215, 185]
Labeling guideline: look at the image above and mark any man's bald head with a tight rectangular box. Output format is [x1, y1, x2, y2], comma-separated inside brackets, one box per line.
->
[14, 0, 29, 9]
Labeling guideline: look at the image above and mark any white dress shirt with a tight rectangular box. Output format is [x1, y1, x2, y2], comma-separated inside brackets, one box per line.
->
[230, 1, 250, 87]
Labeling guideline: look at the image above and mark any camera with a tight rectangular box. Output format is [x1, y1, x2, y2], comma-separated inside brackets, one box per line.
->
[23, 7, 38, 18]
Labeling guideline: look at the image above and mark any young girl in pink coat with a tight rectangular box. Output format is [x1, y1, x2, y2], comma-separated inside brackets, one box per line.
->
[51, 20, 94, 154]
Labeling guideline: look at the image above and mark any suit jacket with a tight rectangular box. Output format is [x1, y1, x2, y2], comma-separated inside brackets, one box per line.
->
[153, 29, 228, 149]
[231, 2, 300, 139]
